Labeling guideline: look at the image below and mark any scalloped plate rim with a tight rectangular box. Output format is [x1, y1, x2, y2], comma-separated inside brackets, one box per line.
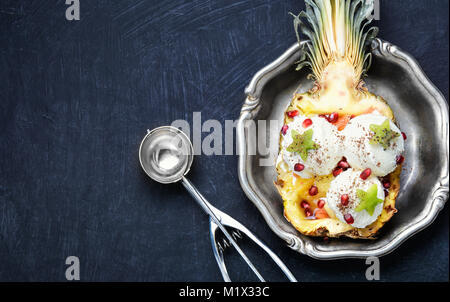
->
[237, 38, 449, 260]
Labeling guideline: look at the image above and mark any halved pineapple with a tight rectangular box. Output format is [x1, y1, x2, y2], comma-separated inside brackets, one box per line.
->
[276, 0, 402, 239]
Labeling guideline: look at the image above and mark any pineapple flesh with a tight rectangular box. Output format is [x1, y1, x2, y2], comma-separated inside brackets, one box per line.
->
[276, 0, 402, 239]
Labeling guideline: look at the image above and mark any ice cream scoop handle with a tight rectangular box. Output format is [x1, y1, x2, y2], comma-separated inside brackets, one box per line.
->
[181, 176, 265, 282]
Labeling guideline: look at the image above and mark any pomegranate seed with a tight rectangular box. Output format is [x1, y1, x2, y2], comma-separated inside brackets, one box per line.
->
[328, 112, 339, 123]
[401, 132, 407, 140]
[302, 118, 313, 128]
[360, 168, 372, 180]
[323, 236, 329, 242]
[281, 125, 288, 135]
[341, 194, 349, 206]
[309, 185, 318, 196]
[396, 155, 405, 165]
[300, 200, 310, 209]
[287, 110, 299, 118]
[338, 159, 350, 169]
[344, 213, 354, 224]
[305, 208, 313, 217]
[333, 168, 343, 177]
[382, 181, 391, 189]
[317, 199, 325, 208]
[294, 163, 305, 172]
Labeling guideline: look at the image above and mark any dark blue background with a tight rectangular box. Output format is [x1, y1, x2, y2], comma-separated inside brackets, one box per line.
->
[1, 0, 448, 281]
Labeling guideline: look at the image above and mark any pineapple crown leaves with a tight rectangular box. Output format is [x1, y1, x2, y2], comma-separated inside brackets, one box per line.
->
[286, 129, 319, 161]
[355, 184, 384, 216]
[290, 0, 379, 82]
[369, 119, 400, 149]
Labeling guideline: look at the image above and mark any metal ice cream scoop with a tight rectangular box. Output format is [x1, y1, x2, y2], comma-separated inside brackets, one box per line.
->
[139, 126, 296, 282]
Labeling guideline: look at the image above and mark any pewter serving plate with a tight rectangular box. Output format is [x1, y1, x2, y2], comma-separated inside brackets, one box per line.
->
[236, 39, 449, 259]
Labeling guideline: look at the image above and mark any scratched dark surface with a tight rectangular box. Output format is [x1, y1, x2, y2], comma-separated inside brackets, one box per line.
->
[0, 0, 448, 282]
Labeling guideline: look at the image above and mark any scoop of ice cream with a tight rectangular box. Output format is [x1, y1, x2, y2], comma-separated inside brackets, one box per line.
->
[326, 169, 384, 228]
[281, 115, 342, 178]
[341, 113, 404, 177]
